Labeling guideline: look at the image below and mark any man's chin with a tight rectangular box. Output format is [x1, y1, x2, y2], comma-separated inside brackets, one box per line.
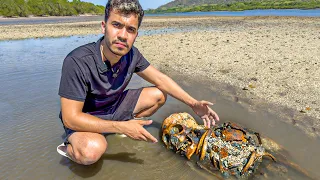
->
[111, 48, 129, 56]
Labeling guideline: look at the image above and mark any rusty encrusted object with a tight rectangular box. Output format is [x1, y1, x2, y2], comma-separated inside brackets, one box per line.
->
[161, 112, 276, 178]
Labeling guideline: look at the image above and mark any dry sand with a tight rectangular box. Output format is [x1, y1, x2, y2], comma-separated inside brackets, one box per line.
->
[0, 16, 319, 137]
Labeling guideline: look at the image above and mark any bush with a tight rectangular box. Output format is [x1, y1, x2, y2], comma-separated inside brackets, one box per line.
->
[145, 0, 320, 14]
[0, 0, 104, 17]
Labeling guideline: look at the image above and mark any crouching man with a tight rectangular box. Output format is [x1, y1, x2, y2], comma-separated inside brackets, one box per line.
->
[57, 0, 219, 165]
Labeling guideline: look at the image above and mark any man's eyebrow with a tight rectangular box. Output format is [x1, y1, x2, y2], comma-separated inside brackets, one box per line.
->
[111, 20, 123, 25]
[128, 25, 137, 30]
[111, 21, 137, 29]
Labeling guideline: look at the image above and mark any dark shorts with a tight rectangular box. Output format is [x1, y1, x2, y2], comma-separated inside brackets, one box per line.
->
[61, 88, 143, 143]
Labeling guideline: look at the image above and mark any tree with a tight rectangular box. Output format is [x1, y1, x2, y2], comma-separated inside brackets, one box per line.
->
[0, 0, 28, 17]
[28, 0, 46, 16]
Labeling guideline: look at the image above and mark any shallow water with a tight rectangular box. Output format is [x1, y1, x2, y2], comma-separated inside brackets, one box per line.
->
[0, 35, 319, 180]
[1, 9, 319, 26]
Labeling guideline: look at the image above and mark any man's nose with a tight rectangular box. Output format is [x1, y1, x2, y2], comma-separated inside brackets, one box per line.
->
[117, 28, 128, 41]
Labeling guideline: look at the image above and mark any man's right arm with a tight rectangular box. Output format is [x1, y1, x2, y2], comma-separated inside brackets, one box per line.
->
[61, 97, 157, 143]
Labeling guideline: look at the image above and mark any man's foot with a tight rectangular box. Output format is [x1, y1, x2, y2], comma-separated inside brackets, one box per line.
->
[57, 143, 72, 160]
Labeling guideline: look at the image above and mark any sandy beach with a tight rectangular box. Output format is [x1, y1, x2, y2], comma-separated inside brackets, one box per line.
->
[1, 16, 319, 137]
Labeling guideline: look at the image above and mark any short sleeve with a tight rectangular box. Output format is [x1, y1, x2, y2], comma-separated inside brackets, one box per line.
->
[58, 56, 87, 102]
[134, 48, 150, 73]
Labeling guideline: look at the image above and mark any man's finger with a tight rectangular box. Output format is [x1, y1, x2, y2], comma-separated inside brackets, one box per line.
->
[139, 134, 148, 141]
[138, 120, 153, 126]
[203, 117, 210, 128]
[201, 100, 214, 106]
[208, 108, 220, 122]
[202, 118, 207, 127]
[141, 129, 158, 143]
[209, 115, 216, 126]
[211, 111, 220, 121]
[206, 117, 211, 128]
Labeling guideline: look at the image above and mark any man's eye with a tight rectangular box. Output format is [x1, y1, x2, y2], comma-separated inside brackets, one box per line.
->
[112, 22, 123, 28]
[128, 28, 136, 33]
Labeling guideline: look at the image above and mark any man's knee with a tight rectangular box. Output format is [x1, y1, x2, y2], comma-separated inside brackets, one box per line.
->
[70, 134, 107, 165]
[154, 88, 167, 106]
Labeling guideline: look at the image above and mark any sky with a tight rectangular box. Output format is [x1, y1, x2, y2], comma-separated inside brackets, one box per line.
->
[80, 0, 173, 9]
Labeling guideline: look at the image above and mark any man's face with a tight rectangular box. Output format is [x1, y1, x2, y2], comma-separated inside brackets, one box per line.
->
[102, 9, 139, 57]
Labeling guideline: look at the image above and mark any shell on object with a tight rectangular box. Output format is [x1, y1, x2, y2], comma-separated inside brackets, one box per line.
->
[161, 112, 278, 179]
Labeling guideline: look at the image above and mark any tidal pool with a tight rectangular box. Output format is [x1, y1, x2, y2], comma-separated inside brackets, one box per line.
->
[0, 34, 319, 180]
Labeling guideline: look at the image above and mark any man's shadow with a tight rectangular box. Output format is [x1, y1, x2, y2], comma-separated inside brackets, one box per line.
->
[59, 152, 144, 178]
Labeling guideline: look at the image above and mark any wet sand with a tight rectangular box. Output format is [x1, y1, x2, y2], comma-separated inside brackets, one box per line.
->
[1, 16, 319, 137]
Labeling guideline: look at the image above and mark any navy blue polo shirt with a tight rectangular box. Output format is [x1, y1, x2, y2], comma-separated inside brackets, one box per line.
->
[59, 36, 150, 115]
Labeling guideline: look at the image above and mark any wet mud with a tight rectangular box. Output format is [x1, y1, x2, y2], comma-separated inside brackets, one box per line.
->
[0, 32, 319, 180]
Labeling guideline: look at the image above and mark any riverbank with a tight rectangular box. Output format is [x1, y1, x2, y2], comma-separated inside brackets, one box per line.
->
[1, 16, 319, 137]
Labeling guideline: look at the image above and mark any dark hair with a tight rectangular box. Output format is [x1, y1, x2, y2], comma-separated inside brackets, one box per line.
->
[105, 0, 144, 28]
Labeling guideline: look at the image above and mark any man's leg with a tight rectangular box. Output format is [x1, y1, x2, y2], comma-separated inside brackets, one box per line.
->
[59, 87, 165, 165]
[65, 132, 107, 165]
[133, 87, 167, 118]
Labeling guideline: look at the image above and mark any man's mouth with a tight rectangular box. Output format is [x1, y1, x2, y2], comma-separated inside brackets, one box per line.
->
[114, 41, 127, 48]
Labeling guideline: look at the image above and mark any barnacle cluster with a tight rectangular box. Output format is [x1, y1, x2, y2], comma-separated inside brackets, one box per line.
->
[162, 113, 276, 178]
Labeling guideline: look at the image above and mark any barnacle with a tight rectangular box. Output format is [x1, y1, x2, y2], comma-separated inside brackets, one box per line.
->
[162, 113, 276, 178]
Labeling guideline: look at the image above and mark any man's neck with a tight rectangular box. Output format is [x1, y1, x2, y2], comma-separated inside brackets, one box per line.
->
[101, 43, 121, 66]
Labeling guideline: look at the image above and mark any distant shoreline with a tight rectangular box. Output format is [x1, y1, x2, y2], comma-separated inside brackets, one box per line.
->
[0, 15, 104, 26]
[145, 8, 320, 17]
[145, 8, 320, 14]
[1, 8, 319, 20]
[147, 0, 320, 14]
[0, 16, 319, 41]
[0, 14, 101, 19]
[145, 7, 320, 15]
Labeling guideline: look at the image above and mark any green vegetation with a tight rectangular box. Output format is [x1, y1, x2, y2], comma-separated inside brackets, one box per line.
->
[146, 0, 320, 14]
[0, 0, 104, 17]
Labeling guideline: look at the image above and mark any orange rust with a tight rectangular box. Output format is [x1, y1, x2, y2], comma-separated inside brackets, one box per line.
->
[162, 113, 198, 131]
[186, 144, 197, 160]
[196, 130, 208, 155]
[210, 131, 216, 138]
[213, 145, 219, 152]
[243, 151, 257, 173]
[176, 134, 186, 143]
[263, 152, 276, 162]
[222, 129, 246, 142]
[200, 130, 212, 161]
[220, 147, 229, 159]
[228, 122, 245, 131]
[162, 115, 176, 129]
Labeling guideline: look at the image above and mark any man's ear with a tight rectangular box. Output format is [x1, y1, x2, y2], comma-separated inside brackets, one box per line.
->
[101, 21, 106, 34]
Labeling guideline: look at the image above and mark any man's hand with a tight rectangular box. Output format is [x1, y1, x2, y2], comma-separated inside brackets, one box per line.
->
[119, 120, 158, 143]
[192, 100, 220, 128]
